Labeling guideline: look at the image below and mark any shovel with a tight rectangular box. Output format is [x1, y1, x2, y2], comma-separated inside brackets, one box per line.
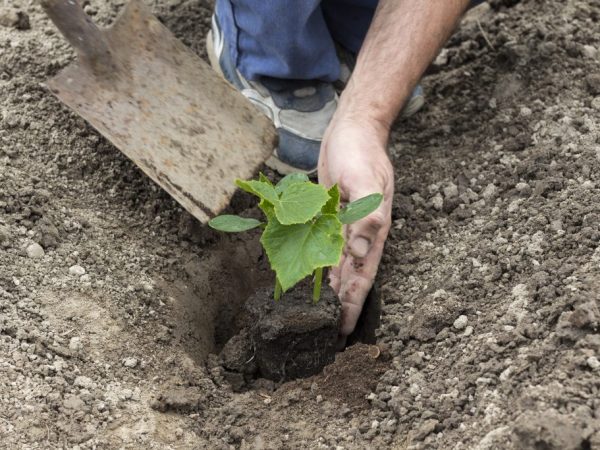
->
[41, 0, 276, 223]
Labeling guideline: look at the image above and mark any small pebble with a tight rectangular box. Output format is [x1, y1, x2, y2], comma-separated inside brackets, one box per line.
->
[122, 357, 138, 368]
[515, 182, 530, 192]
[0, 225, 10, 244]
[69, 265, 86, 276]
[409, 384, 420, 396]
[499, 367, 512, 381]
[453, 315, 469, 330]
[83, 4, 97, 15]
[582, 45, 597, 59]
[463, 326, 474, 337]
[121, 388, 133, 400]
[26, 243, 45, 259]
[481, 184, 497, 201]
[587, 356, 600, 370]
[74, 376, 94, 389]
[431, 193, 444, 211]
[581, 180, 595, 189]
[69, 337, 83, 352]
[443, 183, 459, 199]
[519, 107, 532, 117]
[316, 395, 323, 403]
[434, 48, 449, 66]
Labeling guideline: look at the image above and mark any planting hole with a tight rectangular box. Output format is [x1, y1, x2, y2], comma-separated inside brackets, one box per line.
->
[162, 233, 380, 386]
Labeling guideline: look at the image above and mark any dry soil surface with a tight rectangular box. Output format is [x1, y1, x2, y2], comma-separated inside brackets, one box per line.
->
[1, 0, 600, 449]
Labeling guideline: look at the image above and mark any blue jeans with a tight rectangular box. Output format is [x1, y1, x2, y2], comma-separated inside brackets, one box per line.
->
[216, 0, 485, 82]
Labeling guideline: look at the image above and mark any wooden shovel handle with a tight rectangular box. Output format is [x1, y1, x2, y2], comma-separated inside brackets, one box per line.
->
[40, 0, 116, 75]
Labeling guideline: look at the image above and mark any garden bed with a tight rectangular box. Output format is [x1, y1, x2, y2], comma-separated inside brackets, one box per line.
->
[1, 0, 599, 448]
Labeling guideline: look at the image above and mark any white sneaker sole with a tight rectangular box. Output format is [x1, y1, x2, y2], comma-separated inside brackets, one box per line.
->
[206, 29, 317, 176]
[402, 94, 425, 118]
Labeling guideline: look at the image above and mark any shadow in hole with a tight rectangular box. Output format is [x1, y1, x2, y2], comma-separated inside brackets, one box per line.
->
[164, 235, 271, 364]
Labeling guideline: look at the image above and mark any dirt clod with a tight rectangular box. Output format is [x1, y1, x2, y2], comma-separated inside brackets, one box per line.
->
[151, 387, 205, 413]
[511, 410, 590, 450]
[585, 73, 600, 95]
[410, 419, 439, 442]
[0, 7, 30, 30]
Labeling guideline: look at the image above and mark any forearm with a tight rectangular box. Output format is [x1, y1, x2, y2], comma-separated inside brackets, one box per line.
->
[337, 0, 470, 132]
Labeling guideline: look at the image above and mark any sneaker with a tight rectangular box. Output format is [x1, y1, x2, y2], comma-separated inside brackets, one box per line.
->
[336, 44, 425, 118]
[207, 14, 337, 175]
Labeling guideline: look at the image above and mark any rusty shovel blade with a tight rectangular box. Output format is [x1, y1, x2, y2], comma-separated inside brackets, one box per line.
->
[43, 0, 276, 222]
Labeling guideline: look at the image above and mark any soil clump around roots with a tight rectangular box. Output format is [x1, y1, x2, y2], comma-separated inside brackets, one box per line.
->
[1, 0, 600, 448]
[218, 281, 381, 388]
[220, 281, 341, 385]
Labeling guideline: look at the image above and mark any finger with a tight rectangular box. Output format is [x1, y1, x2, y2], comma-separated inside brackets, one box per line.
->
[338, 232, 386, 336]
[341, 176, 391, 259]
[329, 260, 342, 294]
[317, 151, 332, 188]
[339, 274, 375, 336]
[329, 222, 349, 294]
[347, 206, 389, 259]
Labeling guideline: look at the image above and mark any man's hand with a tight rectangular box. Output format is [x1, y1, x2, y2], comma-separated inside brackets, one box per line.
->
[318, 0, 470, 336]
[318, 116, 393, 336]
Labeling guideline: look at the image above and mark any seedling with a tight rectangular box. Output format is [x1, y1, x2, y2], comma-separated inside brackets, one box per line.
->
[208, 173, 382, 303]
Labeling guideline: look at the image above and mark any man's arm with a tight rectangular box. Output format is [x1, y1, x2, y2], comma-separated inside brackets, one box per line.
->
[319, 0, 471, 336]
[341, 0, 470, 128]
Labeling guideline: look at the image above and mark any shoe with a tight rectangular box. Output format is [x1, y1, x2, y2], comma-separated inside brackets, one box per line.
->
[207, 15, 337, 175]
[336, 44, 425, 118]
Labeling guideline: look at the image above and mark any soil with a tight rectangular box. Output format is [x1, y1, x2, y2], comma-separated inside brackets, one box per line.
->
[1, 0, 600, 449]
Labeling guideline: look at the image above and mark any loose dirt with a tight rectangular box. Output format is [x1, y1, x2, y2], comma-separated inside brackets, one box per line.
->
[1, 0, 599, 449]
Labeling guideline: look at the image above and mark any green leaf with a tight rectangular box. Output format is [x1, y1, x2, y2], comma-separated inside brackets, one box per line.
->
[235, 179, 279, 205]
[275, 173, 309, 195]
[322, 184, 340, 215]
[258, 172, 274, 186]
[208, 215, 263, 232]
[258, 198, 275, 220]
[338, 193, 383, 224]
[274, 182, 329, 225]
[261, 214, 344, 292]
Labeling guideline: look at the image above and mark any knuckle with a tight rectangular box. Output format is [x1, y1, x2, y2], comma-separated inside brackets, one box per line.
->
[364, 210, 388, 231]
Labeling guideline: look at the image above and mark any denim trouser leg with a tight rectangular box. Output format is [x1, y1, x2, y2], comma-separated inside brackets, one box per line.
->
[216, 0, 341, 81]
[322, 0, 377, 54]
[215, 0, 487, 82]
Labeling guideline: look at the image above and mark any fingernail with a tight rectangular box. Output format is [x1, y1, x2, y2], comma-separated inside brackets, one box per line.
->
[350, 237, 370, 258]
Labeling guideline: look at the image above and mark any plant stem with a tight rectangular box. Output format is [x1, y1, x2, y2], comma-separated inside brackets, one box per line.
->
[313, 267, 323, 304]
[274, 277, 282, 301]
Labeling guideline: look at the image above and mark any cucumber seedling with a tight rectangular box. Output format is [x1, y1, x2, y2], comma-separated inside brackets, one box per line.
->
[208, 173, 382, 303]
